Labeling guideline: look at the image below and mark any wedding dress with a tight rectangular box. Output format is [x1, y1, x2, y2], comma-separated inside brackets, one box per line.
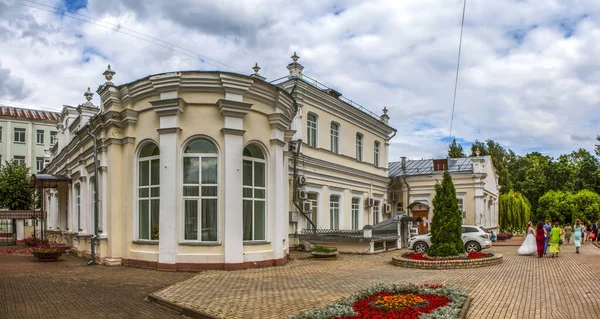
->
[518, 228, 537, 255]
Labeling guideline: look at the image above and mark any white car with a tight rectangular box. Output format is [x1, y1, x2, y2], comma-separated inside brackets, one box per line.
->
[408, 225, 492, 253]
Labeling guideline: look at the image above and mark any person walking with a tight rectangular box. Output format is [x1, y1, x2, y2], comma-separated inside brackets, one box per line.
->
[594, 221, 600, 242]
[574, 219, 583, 254]
[564, 223, 572, 245]
[549, 220, 562, 258]
[543, 220, 552, 255]
[586, 221, 592, 242]
[535, 221, 547, 258]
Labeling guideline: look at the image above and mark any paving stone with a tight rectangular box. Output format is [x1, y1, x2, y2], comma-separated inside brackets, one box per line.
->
[0, 253, 194, 318]
[152, 245, 600, 319]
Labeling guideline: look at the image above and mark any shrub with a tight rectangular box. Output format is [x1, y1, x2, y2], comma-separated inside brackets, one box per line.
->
[427, 171, 464, 257]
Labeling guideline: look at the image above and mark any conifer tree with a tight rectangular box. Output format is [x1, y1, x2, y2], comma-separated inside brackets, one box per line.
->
[427, 171, 465, 257]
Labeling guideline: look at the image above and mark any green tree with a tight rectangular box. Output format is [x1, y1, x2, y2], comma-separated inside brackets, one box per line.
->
[498, 190, 531, 232]
[0, 161, 35, 210]
[448, 139, 466, 158]
[427, 171, 464, 257]
[566, 148, 600, 193]
[469, 139, 489, 157]
[571, 190, 600, 223]
[595, 136, 600, 157]
[536, 190, 576, 224]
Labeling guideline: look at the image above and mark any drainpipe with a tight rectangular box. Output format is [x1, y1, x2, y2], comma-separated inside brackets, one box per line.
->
[401, 157, 410, 214]
[87, 128, 99, 266]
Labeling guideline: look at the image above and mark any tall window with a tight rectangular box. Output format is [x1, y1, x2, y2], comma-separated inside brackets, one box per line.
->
[330, 122, 339, 154]
[351, 198, 360, 230]
[14, 128, 25, 143]
[138, 143, 160, 240]
[306, 113, 317, 147]
[306, 193, 318, 230]
[13, 156, 25, 165]
[356, 133, 363, 161]
[373, 200, 380, 224]
[457, 198, 464, 212]
[329, 195, 340, 230]
[50, 131, 58, 145]
[35, 157, 44, 172]
[36, 130, 44, 144]
[374, 141, 380, 167]
[75, 184, 81, 231]
[243, 145, 266, 241]
[89, 176, 96, 232]
[0, 127, 2, 142]
[183, 139, 218, 242]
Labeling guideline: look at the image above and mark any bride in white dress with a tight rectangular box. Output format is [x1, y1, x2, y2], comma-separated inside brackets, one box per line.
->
[518, 222, 537, 255]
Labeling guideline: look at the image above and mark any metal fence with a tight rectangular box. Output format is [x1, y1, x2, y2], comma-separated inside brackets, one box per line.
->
[0, 219, 16, 245]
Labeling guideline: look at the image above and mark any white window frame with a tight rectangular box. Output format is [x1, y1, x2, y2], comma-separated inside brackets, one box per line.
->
[50, 131, 58, 145]
[306, 113, 318, 148]
[330, 122, 339, 154]
[305, 191, 319, 230]
[181, 139, 219, 243]
[13, 156, 26, 166]
[36, 130, 44, 144]
[14, 128, 25, 143]
[351, 197, 361, 230]
[74, 183, 81, 232]
[242, 145, 267, 242]
[329, 195, 340, 230]
[356, 133, 363, 161]
[373, 199, 381, 224]
[136, 143, 160, 241]
[35, 157, 43, 172]
[374, 141, 380, 167]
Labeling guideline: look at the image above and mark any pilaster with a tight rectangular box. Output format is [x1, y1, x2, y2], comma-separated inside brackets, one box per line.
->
[150, 97, 186, 267]
[219, 99, 252, 265]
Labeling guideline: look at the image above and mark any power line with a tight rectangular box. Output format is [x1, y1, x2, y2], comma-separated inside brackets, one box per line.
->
[20, 0, 245, 73]
[448, 0, 467, 144]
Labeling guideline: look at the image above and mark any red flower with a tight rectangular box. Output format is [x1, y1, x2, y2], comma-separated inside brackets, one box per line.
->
[334, 292, 451, 319]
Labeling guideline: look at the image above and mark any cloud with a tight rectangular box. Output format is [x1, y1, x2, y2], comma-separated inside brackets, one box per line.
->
[0, 59, 31, 99]
[1, 0, 600, 161]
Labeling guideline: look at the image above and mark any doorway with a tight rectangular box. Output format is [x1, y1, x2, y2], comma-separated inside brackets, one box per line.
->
[412, 210, 429, 234]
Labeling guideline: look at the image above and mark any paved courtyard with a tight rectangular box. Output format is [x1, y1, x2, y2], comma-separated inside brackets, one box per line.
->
[152, 244, 600, 319]
[0, 252, 194, 318]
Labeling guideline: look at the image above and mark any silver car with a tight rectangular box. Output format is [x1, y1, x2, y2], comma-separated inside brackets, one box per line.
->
[408, 225, 492, 253]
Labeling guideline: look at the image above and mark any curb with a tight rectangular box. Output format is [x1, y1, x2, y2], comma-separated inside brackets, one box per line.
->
[391, 254, 503, 270]
[460, 296, 472, 319]
[147, 294, 220, 319]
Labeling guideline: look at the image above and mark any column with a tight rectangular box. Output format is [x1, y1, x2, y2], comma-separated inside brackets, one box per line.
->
[268, 114, 292, 261]
[151, 97, 186, 270]
[219, 99, 252, 266]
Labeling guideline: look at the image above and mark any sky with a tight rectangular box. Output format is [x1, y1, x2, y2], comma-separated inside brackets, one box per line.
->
[1, 0, 599, 161]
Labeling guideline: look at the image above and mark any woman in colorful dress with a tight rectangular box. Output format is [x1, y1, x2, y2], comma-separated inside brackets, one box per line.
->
[548, 221, 562, 258]
[573, 219, 583, 254]
[564, 223, 572, 245]
[535, 221, 547, 258]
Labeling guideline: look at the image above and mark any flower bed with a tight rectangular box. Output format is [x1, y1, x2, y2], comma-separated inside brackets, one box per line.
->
[405, 252, 492, 261]
[21, 236, 49, 247]
[392, 253, 503, 270]
[289, 283, 468, 319]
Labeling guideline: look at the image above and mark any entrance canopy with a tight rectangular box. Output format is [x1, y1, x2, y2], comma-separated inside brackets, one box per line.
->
[0, 210, 46, 219]
[31, 174, 72, 189]
[407, 201, 430, 210]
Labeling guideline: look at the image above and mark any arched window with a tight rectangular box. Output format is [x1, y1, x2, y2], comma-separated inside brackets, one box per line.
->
[330, 122, 339, 154]
[374, 141, 380, 167]
[356, 133, 363, 161]
[138, 143, 160, 240]
[329, 195, 340, 230]
[183, 138, 218, 242]
[242, 144, 266, 241]
[306, 113, 318, 147]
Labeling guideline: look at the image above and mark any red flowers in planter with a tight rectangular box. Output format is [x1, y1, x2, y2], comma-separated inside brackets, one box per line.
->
[405, 252, 492, 261]
[21, 236, 48, 247]
[336, 292, 450, 319]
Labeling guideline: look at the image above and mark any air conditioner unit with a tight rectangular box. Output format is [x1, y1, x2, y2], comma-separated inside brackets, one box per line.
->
[296, 175, 307, 186]
[289, 211, 299, 223]
[384, 204, 392, 214]
[303, 201, 312, 212]
[297, 189, 308, 200]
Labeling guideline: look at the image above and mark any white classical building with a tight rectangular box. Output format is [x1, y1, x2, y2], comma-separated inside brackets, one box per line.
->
[42, 54, 396, 270]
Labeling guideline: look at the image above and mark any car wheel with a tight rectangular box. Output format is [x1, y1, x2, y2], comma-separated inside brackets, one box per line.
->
[465, 241, 481, 253]
[414, 242, 429, 253]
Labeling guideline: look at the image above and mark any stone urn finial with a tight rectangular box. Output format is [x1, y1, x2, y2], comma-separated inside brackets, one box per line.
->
[291, 52, 299, 62]
[84, 87, 93, 102]
[103, 64, 115, 84]
[253, 62, 261, 75]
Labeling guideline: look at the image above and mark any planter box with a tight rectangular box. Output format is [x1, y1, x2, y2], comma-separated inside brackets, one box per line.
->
[33, 252, 63, 262]
[311, 251, 339, 258]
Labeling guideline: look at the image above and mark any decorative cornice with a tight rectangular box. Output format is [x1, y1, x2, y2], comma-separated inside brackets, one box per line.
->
[120, 109, 138, 125]
[268, 113, 292, 131]
[220, 128, 246, 136]
[150, 97, 187, 117]
[157, 127, 182, 135]
[104, 136, 136, 147]
[219, 73, 254, 96]
[217, 99, 252, 118]
[270, 138, 286, 147]
[150, 72, 182, 93]
[284, 130, 296, 142]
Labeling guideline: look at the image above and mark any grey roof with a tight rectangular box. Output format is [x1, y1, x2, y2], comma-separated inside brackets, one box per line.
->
[388, 157, 476, 177]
